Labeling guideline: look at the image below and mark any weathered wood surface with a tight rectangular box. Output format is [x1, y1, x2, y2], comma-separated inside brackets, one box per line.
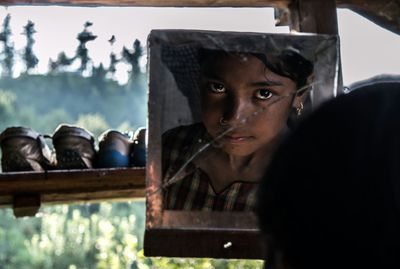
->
[1, 0, 398, 35]
[337, 0, 400, 36]
[290, 0, 338, 34]
[161, 211, 259, 230]
[145, 210, 263, 258]
[0, 168, 146, 207]
[0, 0, 289, 7]
[144, 228, 265, 259]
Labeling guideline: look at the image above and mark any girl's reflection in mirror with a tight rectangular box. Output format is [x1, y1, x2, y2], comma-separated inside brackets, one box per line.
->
[163, 48, 313, 211]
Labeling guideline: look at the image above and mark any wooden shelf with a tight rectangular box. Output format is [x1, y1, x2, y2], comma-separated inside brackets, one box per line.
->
[0, 167, 146, 209]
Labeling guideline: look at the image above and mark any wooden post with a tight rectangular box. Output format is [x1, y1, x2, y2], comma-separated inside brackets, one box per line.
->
[289, 0, 338, 34]
[289, 0, 343, 106]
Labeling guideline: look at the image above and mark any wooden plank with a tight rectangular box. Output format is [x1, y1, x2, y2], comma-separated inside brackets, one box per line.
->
[1, 0, 289, 8]
[0, 195, 12, 207]
[0, 190, 145, 208]
[0, 168, 145, 207]
[145, 40, 165, 229]
[0, 167, 145, 194]
[162, 211, 259, 230]
[287, 0, 400, 36]
[144, 228, 265, 259]
[42, 189, 145, 204]
[144, 211, 263, 258]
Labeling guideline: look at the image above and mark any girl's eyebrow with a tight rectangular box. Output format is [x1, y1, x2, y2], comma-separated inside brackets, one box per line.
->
[200, 74, 223, 81]
[249, 81, 283, 87]
[200, 75, 283, 86]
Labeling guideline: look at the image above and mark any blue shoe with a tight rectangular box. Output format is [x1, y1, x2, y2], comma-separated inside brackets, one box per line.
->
[97, 130, 132, 168]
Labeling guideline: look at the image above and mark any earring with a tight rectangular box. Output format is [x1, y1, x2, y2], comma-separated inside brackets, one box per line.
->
[296, 102, 304, 116]
[219, 117, 228, 126]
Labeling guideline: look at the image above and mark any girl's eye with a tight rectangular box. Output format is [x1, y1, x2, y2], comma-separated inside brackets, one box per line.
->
[255, 89, 273, 100]
[209, 82, 226, 93]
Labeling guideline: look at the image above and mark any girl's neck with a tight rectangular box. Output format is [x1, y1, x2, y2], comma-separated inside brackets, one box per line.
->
[226, 144, 274, 173]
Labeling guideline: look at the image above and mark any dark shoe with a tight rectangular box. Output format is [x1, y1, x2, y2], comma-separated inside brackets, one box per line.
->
[0, 126, 54, 172]
[131, 127, 146, 167]
[97, 130, 132, 168]
[52, 124, 96, 169]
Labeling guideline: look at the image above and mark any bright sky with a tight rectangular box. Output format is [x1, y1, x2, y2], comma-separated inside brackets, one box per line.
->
[0, 6, 399, 85]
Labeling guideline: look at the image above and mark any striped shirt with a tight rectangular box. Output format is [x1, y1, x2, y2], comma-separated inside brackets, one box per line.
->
[162, 123, 258, 211]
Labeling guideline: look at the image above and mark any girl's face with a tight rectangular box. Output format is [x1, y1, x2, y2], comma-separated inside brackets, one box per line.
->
[200, 53, 301, 156]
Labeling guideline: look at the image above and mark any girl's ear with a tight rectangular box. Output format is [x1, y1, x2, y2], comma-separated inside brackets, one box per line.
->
[292, 72, 314, 108]
[292, 90, 307, 110]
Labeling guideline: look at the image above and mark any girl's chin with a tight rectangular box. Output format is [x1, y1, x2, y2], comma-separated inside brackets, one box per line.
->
[219, 145, 258, 157]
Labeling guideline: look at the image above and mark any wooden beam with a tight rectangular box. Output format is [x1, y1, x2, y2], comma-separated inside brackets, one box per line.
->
[289, 0, 338, 34]
[0, 168, 146, 209]
[337, 0, 400, 36]
[42, 189, 145, 205]
[145, 211, 265, 259]
[1, 0, 399, 36]
[0, 191, 145, 208]
[0, 168, 145, 195]
[1, 0, 289, 8]
[145, 228, 265, 259]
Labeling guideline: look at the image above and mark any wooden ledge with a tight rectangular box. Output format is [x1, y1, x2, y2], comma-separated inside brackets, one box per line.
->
[0, 167, 146, 211]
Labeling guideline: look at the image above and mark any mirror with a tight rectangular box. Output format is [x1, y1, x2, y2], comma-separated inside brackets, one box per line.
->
[145, 29, 339, 259]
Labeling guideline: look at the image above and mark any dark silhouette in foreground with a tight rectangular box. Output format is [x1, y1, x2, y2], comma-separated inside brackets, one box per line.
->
[257, 82, 400, 269]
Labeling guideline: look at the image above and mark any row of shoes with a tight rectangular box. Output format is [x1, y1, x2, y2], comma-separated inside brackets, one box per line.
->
[0, 124, 146, 172]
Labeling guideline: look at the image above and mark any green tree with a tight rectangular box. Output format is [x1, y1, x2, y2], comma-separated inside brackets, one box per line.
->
[76, 21, 97, 74]
[22, 20, 39, 73]
[107, 35, 120, 77]
[48, 52, 75, 73]
[0, 14, 15, 77]
[91, 63, 107, 91]
[122, 39, 143, 81]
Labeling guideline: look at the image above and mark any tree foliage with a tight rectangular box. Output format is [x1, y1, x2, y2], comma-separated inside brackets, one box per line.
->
[0, 203, 263, 269]
[49, 52, 75, 73]
[76, 21, 97, 74]
[0, 72, 146, 138]
[107, 35, 120, 77]
[0, 14, 15, 77]
[22, 20, 39, 73]
[122, 39, 143, 80]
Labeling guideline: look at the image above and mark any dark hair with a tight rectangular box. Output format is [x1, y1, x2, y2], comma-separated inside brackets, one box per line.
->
[256, 83, 400, 269]
[198, 48, 314, 90]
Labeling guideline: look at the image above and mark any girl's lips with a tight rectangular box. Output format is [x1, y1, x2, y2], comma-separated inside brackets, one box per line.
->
[223, 135, 253, 143]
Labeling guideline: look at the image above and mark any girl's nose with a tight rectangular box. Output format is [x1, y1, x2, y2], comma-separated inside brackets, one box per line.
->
[223, 95, 250, 125]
